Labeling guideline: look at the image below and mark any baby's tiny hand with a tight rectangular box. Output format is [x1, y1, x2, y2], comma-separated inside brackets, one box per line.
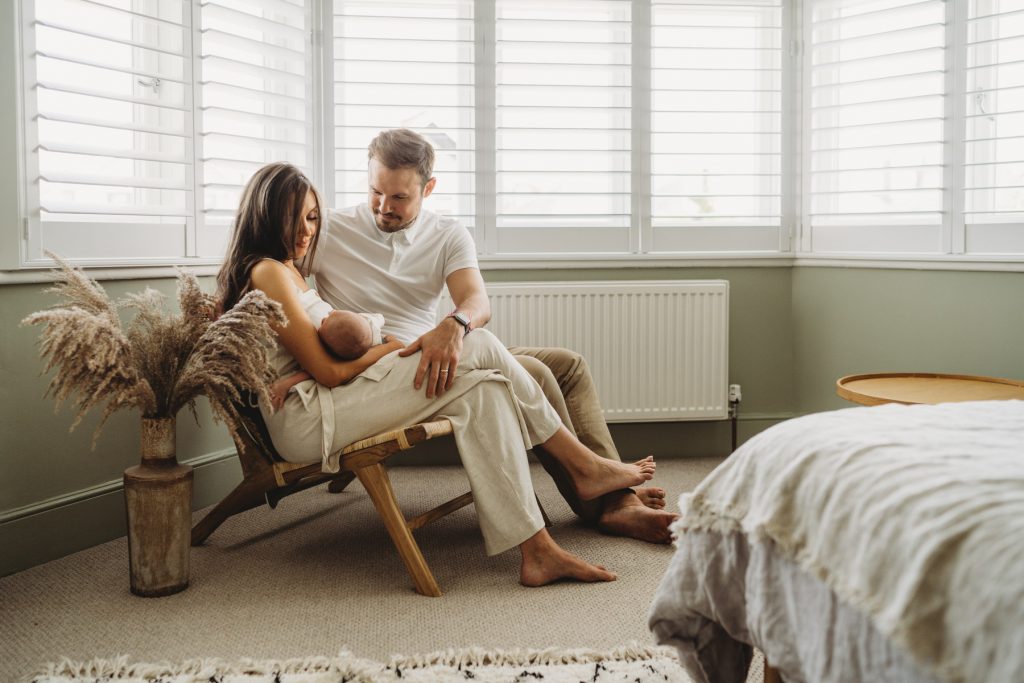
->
[269, 386, 286, 412]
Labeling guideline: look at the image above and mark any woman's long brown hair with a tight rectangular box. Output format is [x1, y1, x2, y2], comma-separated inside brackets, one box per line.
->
[215, 163, 323, 314]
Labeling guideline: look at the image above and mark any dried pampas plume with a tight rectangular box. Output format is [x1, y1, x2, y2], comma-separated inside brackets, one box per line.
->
[21, 253, 285, 447]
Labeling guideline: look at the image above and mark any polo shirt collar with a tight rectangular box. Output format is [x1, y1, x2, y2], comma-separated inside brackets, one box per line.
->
[393, 211, 424, 246]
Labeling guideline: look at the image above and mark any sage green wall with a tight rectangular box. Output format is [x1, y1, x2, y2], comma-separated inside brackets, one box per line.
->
[793, 267, 1024, 413]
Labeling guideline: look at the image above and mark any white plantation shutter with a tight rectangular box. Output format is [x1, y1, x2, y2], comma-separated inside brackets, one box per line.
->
[495, 0, 632, 254]
[964, 0, 1024, 254]
[332, 1, 476, 233]
[22, 0, 194, 262]
[807, 0, 947, 254]
[198, 0, 313, 258]
[650, 0, 784, 253]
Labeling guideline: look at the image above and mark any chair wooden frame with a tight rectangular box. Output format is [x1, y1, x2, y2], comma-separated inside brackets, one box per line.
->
[192, 400, 548, 596]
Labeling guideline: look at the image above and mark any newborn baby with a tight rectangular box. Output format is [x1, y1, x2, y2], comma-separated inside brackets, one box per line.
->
[319, 309, 386, 360]
[268, 308, 388, 411]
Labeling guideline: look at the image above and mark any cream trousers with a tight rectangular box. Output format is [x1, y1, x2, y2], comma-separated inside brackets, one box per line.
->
[266, 329, 563, 556]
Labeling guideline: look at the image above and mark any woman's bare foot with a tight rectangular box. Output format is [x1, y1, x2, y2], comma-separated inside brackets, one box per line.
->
[573, 455, 656, 502]
[599, 491, 678, 544]
[519, 529, 617, 587]
[636, 486, 667, 509]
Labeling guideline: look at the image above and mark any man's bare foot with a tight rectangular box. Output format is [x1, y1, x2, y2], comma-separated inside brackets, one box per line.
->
[636, 486, 667, 509]
[519, 529, 617, 586]
[573, 455, 656, 502]
[598, 491, 678, 544]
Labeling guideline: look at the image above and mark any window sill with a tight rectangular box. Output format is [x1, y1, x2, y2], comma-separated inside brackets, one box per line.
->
[793, 254, 1024, 273]
[5, 252, 1024, 285]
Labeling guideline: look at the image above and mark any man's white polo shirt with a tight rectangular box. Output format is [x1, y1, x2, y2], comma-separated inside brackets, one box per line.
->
[306, 203, 478, 344]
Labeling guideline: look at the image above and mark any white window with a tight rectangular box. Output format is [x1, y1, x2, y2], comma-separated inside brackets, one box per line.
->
[199, 0, 313, 259]
[805, 0, 948, 255]
[330, 0, 476, 236]
[802, 0, 1024, 259]
[493, 0, 632, 254]
[330, 0, 791, 258]
[13, 0, 1024, 269]
[651, 0, 785, 253]
[17, 0, 312, 267]
[964, 0, 1024, 255]
[23, 0, 193, 264]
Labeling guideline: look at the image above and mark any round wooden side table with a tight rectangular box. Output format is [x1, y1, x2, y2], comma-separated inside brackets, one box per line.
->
[836, 372, 1024, 406]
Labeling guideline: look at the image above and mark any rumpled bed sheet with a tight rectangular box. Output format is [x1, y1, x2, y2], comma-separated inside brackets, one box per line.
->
[649, 400, 1024, 683]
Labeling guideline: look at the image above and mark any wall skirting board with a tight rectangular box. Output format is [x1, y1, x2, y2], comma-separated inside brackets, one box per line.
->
[1, 415, 794, 577]
[0, 452, 242, 577]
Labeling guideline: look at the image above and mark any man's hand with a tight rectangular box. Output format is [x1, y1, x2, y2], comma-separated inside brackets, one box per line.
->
[398, 318, 464, 398]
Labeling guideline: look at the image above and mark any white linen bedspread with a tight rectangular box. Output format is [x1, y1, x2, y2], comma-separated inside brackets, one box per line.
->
[653, 400, 1024, 683]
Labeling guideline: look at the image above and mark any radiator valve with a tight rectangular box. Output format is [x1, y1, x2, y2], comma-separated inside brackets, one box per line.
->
[729, 384, 742, 403]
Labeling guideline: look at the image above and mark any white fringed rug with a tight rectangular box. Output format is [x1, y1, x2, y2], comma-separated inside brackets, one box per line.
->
[27, 645, 691, 683]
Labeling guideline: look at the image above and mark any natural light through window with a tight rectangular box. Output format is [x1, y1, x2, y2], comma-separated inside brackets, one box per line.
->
[12, 0, 1024, 267]
[32, 0, 189, 246]
[333, 1, 477, 232]
[651, 0, 783, 252]
[808, 0, 947, 254]
[966, 0, 1024, 234]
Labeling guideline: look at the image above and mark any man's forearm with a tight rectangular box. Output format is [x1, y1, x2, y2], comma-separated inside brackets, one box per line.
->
[451, 292, 491, 330]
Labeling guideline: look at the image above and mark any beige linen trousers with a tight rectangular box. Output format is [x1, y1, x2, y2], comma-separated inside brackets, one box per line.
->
[261, 295, 563, 556]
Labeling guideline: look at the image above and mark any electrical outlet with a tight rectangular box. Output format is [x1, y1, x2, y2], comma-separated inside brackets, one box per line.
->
[729, 384, 742, 403]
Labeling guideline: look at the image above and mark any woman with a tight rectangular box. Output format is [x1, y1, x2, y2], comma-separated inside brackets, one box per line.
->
[216, 163, 656, 587]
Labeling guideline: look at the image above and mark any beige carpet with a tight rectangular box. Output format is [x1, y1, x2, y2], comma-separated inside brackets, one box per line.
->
[0, 457, 761, 682]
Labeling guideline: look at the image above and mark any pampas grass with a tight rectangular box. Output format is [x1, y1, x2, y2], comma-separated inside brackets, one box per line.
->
[21, 254, 286, 446]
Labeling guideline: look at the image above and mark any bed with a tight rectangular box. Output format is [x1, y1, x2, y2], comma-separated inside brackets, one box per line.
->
[648, 400, 1024, 683]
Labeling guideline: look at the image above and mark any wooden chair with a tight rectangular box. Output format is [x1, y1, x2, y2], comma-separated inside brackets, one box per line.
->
[191, 399, 548, 596]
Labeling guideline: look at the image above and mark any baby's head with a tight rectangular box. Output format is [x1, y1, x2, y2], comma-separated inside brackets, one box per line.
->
[319, 310, 373, 360]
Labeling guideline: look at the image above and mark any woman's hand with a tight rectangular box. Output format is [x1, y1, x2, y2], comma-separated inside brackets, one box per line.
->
[398, 318, 463, 398]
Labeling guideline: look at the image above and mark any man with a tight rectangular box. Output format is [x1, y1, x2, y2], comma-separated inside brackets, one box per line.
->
[305, 128, 676, 544]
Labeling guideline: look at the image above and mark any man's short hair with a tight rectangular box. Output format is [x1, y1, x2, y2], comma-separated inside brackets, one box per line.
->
[367, 128, 435, 187]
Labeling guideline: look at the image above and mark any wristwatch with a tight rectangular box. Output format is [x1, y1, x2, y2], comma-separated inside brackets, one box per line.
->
[448, 310, 472, 335]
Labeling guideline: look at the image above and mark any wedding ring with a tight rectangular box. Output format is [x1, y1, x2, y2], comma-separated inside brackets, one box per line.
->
[440, 369, 449, 374]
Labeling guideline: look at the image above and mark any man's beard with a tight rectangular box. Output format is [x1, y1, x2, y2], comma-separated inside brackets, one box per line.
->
[374, 210, 416, 233]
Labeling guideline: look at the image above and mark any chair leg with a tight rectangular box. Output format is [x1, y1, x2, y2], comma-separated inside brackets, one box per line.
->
[191, 472, 275, 546]
[354, 463, 442, 597]
[327, 471, 356, 494]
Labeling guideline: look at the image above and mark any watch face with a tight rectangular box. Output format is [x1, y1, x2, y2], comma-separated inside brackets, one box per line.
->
[453, 312, 470, 327]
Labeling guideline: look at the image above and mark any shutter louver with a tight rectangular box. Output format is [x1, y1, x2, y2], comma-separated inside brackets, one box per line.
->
[332, 1, 476, 230]
[650, 0, 784, 253]
[964, 0, 1024, 254]
[28, 0, 192, 260]
[198, 0, 312, 258]
[494, 0, 631, 253]
[808, 0, 947, 254]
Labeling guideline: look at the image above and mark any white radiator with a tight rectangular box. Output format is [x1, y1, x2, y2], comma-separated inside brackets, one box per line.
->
[443, 280, 729, 422]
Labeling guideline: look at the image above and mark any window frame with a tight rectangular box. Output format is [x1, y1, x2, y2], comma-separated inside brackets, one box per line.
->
[6, 0, 1024, 276]
[797, 0, 1024, 263]
[15, 0, 203, 270]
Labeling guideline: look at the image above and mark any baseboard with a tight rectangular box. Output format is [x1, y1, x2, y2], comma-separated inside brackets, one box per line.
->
[0, 454, 243, 578]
